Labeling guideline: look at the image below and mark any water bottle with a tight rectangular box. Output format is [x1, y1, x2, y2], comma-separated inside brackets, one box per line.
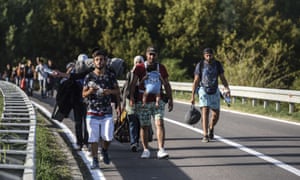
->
[96, 87, 104, 96]
[224, 95, 231, 107]
[222, 90, 231, 107]
[88, 81, 103, 96]
[88, 81, 97, 88]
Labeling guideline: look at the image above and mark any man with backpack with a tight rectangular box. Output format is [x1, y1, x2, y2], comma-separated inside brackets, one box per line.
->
[82, 49, 121, 169]
[190, 48, 230, 143]
[129, 46, 173, 159]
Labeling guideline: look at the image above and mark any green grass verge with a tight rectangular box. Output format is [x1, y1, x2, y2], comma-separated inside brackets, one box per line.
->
[36, 114, 72, 180]
[174, 91, 300, 123]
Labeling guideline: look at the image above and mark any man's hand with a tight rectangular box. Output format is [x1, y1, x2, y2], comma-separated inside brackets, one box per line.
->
[129, 97, 134, 107]
[168, 99, 173, 112]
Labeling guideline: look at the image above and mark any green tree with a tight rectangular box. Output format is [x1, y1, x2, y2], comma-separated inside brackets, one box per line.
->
[217, 0, 300, 88]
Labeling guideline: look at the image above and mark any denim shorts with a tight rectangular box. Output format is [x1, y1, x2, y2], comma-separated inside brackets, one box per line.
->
[135, 100, 165, 126]
[198, 87, 221, 110]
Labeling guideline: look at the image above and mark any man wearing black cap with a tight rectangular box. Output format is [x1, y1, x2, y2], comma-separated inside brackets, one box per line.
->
[190, 48, 230, 143]
[129, 46, 173, 159]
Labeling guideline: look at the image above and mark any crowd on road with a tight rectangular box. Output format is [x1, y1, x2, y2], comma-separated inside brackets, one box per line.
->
[1, 57, 59, 98]
[1, 46, 230, 171]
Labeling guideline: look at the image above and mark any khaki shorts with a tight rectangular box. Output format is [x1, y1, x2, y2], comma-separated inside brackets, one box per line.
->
[135, 100, 165, 126]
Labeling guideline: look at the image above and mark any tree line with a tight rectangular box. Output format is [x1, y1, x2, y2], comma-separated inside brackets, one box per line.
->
[0, 0, 299, 89]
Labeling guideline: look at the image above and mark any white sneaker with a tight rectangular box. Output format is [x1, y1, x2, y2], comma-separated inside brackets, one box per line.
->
[141, 149, 151, 159]
[157, 148, 169, 159]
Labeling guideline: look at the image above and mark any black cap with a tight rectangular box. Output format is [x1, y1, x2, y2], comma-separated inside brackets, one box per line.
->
[203, 48, 213, 54]
[146, 46, 157, 54]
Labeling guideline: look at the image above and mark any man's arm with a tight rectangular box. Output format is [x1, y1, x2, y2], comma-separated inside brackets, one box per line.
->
[191, 74, 200, 105]
[162, 77, 173, 112]
[129, 74, 138, 106]
[82, 85, 96, 98]
[220, 74, 229, 88]
[220, 73, 230, 95]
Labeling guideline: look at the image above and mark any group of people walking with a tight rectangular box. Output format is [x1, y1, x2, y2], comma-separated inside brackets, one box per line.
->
[1, 45, 230, 170]
[51, 46, 174, 169]
[1, 57, 58, 98]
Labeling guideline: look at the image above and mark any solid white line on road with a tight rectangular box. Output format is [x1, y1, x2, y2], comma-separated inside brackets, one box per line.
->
[176, 100, 300, 127]
[164, 117, 300, 177]
[32, 101, 106, 180]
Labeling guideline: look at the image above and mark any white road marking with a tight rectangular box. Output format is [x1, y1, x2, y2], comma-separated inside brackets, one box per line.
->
[176, 100, 300, 126]
[32, 101, 106, 180]
[164, 117, 300, 177]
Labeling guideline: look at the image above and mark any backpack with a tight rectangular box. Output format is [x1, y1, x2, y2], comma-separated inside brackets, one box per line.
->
[144, 62, 161, 94]
[75, 57, 125, 78]
[197, 60, 222, 94]
[114, 111, 130, 143]
[75, 58, 94, 74]
[184, 105, 201, 125]
[108, 58, 125, 78]
[121, 71, 139, 102]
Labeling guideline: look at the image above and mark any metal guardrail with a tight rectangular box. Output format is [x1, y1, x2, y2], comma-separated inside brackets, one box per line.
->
[0, 80, 36, 180]
[118, 80, 300, 113]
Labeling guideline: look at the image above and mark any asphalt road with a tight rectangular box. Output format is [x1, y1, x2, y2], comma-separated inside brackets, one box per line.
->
[31, 94, 300, 180]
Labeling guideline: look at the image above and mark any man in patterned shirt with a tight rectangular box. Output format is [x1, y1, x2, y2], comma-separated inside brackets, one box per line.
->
[82, 49, 121, 169]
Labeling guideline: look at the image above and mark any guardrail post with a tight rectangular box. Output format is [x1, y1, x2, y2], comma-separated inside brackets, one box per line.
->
[289, 103, 294, 114]
[275, 102, 280, 112]
[232, 97, 236, 104]
[263, 101, 268, 109]
[242, 97, 246, 104]
[252, 99, 256, 107]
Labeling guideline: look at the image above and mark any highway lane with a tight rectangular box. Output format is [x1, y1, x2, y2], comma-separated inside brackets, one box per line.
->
[161, 101, 300, 180]
[31, 94, 300, 180]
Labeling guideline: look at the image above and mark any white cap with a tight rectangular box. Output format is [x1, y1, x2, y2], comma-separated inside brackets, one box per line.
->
[77, 54, 88, 61]
[134, 55, 144, 64]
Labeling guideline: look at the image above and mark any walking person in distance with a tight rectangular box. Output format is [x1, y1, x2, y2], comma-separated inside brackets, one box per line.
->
[190, 48, 230, 143]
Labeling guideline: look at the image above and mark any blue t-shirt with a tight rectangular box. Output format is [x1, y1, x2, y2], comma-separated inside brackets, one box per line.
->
[83, 68, 118, 114]
[194, 60, 224, 89]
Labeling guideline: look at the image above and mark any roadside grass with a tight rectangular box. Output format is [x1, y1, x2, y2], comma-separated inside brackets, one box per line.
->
[36, 113, 72, 180]
[174, 91, 300, 123]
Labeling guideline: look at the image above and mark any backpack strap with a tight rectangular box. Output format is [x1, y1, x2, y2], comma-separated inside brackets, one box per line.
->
[197, 60, 204, 81]
[144, 62, 160, 74]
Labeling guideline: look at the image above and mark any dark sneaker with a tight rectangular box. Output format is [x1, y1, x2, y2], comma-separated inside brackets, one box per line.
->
[131, 144, 138, 152]
[202, 135, 209, 143]
[91, 158, 100, 169]
[101, 149, 110, 165]
[209, 128, 214, 140]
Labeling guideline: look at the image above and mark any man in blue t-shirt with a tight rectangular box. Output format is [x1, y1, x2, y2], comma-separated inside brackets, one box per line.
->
[191, 48, 230, 143]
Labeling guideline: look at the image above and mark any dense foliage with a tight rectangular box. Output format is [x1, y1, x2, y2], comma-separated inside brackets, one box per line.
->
[0, 0, 299, 89]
